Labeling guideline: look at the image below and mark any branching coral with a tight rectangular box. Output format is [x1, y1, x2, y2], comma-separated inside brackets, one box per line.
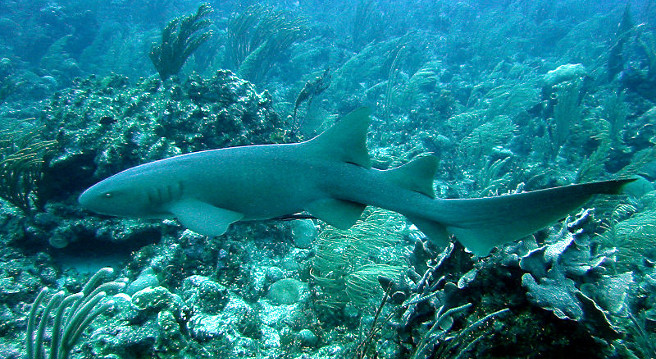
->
[351, 0, 384, 50]
[225, 5, 308, 83]
[598, 192, 656, 269]
[26, 267, 125, 359]
[381, 241, 516, 359]
[0, 126, 56, 214]
[417, 308, 510, 359]
[458, 115, 517, 165]
[149, 4, 213, 81]
[310, 208, 407, 311]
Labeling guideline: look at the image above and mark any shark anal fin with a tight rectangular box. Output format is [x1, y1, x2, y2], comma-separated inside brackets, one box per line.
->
[303, 107, 372, 168]
[382, 155, 438, 198]
[407, 216, 450, 247]
[167, 199, 243, 236]
[307, 198, 366, 229]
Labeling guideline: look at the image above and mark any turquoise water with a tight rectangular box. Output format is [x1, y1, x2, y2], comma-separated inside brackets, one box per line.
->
[1, 1, 656, 358]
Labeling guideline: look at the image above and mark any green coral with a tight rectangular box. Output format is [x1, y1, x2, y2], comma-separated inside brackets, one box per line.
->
[550, 80, 583, 153]
[637, 31, 656, 79]
[149, 4, 213, 81]
[344, 264, 403, 307]
[311, 209, 407, 311]
[351, 0, 384, 50]
[0, 127, 56, 214]
[330, 35, 414, 96]
[459, 115, 517, 164]
[26, 268, 125, 359]
[598, 192, 656, 269]
[225, 5, 308, 83]
[395, 60, 441, 109]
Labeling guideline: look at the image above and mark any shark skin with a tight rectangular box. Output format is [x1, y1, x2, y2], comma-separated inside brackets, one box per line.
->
[79, 108, 632, 256]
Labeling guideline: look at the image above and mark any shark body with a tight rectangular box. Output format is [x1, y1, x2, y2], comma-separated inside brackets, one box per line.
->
[79, 108, 630, 255]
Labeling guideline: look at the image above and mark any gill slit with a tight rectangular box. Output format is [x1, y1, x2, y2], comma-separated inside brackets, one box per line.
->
[146, 181, 184, 207]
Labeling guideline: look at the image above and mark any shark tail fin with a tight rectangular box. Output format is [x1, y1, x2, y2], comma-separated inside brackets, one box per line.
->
[410, 179, 635, 256]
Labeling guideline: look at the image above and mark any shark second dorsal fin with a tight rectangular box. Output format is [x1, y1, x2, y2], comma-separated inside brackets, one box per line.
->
[303, 107, 372, 168]
[382, 155, 438, 198]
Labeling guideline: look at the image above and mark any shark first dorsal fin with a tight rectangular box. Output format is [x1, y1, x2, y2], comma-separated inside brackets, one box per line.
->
[303, 107, 372, 168]
[382, 155, 438, 198]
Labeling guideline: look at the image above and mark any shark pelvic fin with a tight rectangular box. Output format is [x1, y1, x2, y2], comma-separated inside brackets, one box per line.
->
[167, 199, 243, 236]
[304, 107, 372, 168]
[382, 155, 438, 198]
[307, 198, 366, 229]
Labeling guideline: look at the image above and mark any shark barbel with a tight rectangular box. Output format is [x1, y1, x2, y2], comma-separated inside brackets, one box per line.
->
[79, 108, 631, 255]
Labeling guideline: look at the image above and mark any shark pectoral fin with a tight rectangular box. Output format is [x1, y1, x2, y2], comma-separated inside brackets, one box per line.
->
[167, 199, 243, 236]
[307, 198, 366, 229]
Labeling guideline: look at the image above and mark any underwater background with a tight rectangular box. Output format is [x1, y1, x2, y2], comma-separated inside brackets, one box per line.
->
[1, 0, 656, 358]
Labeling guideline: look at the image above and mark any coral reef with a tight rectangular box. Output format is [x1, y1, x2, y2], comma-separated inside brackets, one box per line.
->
[0, 127, 56, 214]
[26, 267, 124, 359]
[149, 4, 213, 81]
[310, 209, 408, 314]
[225, 5, 309, 84]
[42, 70, 285, 195]
[1, 1, 656, 359]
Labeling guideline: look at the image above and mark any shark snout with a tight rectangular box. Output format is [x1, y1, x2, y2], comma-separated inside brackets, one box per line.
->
[78, 186, 102, 212]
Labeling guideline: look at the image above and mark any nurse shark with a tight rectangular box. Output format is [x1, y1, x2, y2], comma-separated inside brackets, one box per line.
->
[79, 108, 631, 255]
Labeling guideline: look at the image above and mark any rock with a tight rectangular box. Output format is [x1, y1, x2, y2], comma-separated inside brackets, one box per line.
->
[296, 329, 319, 347]
[181, 275, 229, 315]
[542, 63, 587, 87]
[186, 296, 256, 341]
[126, 267, 159, 296]
[622, 175, 654, 199]
[266, 278, 306, 305]
[291, 219, 317, 249]
[131, 286, 183, 313]
[265, 267, 285, 283]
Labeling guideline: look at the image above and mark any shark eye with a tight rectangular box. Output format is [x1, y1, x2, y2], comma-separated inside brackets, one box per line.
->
[103, 192, 113, 199]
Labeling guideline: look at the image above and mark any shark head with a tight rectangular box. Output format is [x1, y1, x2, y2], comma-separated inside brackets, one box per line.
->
[78, 164, 178, 218]
[79, 176, 146, 217]
[79, 157, 243, 236]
